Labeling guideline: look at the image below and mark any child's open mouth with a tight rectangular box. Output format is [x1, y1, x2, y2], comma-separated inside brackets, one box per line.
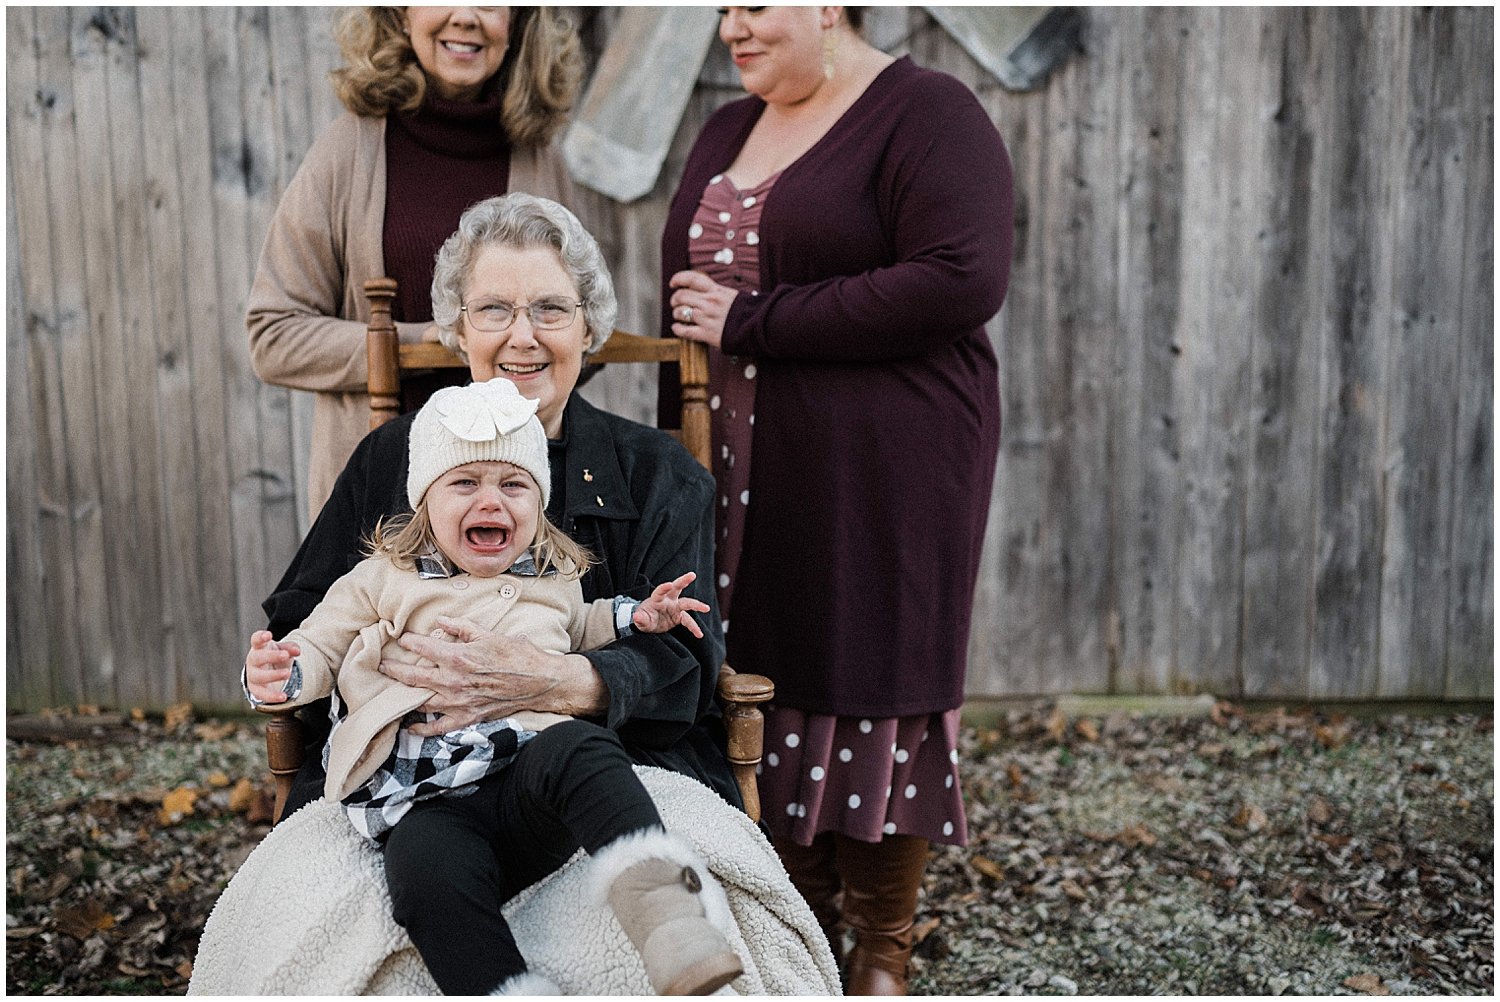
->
[465, 526, 509, 549]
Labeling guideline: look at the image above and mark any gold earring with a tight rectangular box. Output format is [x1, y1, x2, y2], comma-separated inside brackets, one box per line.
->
[822, 30, 837, 80]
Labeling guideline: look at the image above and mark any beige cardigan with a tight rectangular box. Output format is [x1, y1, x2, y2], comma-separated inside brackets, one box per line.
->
[269, 555, 616, 801]
[246, 112, 577, 520]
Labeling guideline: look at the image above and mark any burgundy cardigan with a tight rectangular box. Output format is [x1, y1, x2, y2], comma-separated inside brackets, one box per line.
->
[660, 57, 1014, 716]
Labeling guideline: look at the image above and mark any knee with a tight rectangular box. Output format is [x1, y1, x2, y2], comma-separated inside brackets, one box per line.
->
[527, 719, 623, 764]
[383, 812, 492, 925]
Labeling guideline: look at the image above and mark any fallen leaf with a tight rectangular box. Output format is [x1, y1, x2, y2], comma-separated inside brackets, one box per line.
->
[176, 959, 194, 980]
[53, 899, 116, 939]
[228, 778, 257, 813]
[1306, 796, 1333, 825]
[163, 702, 194, 731]
[1074, 718, 1099, 742]
[1197, 742, 1226, 757]
[970, 855, 1006, 882]
[205, 772, 231, 789]
[158, 786, 198, 826]
[1006, 762, 1025, 788]
[1315, 722, 1350, 749]
[129, 707, 146, 721]
[1343, 972, 1389, 995]
[1232, 802, 1269, 832]
[1117, 824, 1157, 849]
[194, 721, 239, 741]
[911, 916, 941, 944]
[76, 704, 102, 716]
[1060, 878, 1088, 901]
[1044, 708, 1067, 743]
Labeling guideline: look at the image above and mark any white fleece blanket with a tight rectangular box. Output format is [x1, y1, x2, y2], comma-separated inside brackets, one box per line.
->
[189, 767, 842, 996]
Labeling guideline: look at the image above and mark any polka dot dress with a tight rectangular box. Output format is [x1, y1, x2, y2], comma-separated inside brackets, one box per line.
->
[687, 173, 969, 849]
[686, 172, 776, 626]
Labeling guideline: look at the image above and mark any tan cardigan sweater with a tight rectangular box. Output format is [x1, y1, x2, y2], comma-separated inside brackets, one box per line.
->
[246, 112, 577, 520]
[270, 555, 617, 801]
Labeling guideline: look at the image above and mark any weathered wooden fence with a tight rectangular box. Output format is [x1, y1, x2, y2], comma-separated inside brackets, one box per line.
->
[6, 7, 1492, 713]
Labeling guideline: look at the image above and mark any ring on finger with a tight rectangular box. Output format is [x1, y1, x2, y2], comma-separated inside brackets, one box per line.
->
[678, 306, 694, 324]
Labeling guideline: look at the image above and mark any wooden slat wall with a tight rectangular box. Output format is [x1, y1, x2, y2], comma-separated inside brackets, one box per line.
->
[5, 7, 1491, 712]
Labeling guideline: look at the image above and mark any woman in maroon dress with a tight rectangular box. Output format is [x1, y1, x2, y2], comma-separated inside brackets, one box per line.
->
[661, 6, 1014, 995]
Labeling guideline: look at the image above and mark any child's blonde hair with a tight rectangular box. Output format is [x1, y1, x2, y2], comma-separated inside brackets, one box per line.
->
[365, 505, 594, 580]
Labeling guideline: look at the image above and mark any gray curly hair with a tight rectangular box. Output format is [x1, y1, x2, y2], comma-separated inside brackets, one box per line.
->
[430, 193, 617, 358]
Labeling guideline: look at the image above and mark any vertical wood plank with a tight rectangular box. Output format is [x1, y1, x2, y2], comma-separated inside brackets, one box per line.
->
[1378, 8, 1469, 697]
[1171, 7, 1253, 696]
[27, 6, 117, 707]
[1308, 9, 1398, 698]
[1239, 9, 1324, 699]
[1444, 7, 1494, 699]
[1109, 7, 1191, 695]
[8, 8, 54, 708]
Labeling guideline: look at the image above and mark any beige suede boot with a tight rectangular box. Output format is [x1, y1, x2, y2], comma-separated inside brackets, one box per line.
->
[590, 829, 744, 995]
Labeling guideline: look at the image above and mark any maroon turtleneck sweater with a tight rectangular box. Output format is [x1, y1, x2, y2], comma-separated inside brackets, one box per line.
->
[382, 80, 511, 323]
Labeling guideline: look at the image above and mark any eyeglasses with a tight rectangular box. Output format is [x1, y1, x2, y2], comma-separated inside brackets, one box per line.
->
[460, 298, 587, 333]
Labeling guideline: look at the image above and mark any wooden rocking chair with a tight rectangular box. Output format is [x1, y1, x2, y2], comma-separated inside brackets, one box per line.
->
[262, 279, 773, 824]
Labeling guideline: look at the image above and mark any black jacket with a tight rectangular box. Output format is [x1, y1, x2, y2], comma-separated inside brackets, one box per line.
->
[265, 392, 740, 814]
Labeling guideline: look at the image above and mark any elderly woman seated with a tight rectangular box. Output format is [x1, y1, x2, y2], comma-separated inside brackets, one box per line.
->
[191, 195, 838, 996]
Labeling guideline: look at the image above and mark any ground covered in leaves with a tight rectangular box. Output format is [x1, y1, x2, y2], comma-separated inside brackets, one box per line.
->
[4, 702, 1492, 995]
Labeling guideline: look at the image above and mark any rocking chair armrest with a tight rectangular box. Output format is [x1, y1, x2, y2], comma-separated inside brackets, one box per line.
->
[716, 666, 775, 824]
[263, 707, 305, 824]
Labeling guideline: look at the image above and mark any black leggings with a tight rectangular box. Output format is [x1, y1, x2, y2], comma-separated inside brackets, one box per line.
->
[381, 719, 662, 994]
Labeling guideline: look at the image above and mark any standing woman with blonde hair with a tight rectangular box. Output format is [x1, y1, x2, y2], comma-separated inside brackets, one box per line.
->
[248, 7, 584, 521]
[663, 6, 1013, 994]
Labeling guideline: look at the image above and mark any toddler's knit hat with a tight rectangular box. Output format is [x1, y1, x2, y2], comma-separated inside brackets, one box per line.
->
[406, 378, 550, 509]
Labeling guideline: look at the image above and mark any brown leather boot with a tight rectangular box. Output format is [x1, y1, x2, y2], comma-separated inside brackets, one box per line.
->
[835, 834, 930, 996]
[775, 833, 846, 968]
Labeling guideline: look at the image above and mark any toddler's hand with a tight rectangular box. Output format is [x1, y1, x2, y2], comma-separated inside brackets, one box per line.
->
[632, 572, 711, 639]
[245, 630, 300, 703]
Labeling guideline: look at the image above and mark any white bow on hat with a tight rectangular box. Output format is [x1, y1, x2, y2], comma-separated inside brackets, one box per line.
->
[431, 378, 540, 442]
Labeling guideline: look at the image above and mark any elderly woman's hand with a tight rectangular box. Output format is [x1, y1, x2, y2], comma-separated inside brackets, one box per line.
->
[668, 270, 738, 349]
[382, 617, 608, 736]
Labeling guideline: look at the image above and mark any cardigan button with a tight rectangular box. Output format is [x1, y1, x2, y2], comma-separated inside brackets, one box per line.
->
[451, 579, 469, 590]
[500, 583, 517, 599]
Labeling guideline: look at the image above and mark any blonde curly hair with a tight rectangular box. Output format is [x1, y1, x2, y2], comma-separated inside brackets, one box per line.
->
[329, 6, 582, 149]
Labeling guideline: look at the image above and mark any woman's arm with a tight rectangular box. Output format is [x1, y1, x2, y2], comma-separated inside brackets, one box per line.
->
[245, 117, 427, 395]
[715, 79, 1014, 363]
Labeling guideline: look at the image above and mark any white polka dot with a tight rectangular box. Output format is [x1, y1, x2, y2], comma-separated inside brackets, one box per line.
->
[921, 730, 930, 743]
[838, 748, 853, 763]
[714, 248, 735, 265]
[722, 618, 730, 634]
[688, 222, 703, 239]
[943, 821, 954, 836]
[895, 749, 910, 764]
[949, 749, 959, 764]
[886, 786, 892, 798]
[710, 174, 724, 184]
[720, 495, 729, 508]
[884, 822, 897, 835]
[726, 453, 735, 469]
[739, 490, 750, 505]
[744, 364, 757, 379]
[743, 195, 757, 208]
[810, 766, 825, 781]
[859, 719, 873, 734]
[721, 445, 729, 459]
[797, 804, 807, 818]
[890, 743, 898, 755]
[745, 231, 759, 245]
[847, 794, 861, 809]
[710, 395, 721, 410]
[748, 414, 754, 426]
[945, 774, 954, 789]
[718, 573, 730, 588]
[767, 752, 778, 767]
[904, 784, 918, 799]
[785, 803, 798, 817]
[718, 211, 732, 223]
[785, 732, 800, 748]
